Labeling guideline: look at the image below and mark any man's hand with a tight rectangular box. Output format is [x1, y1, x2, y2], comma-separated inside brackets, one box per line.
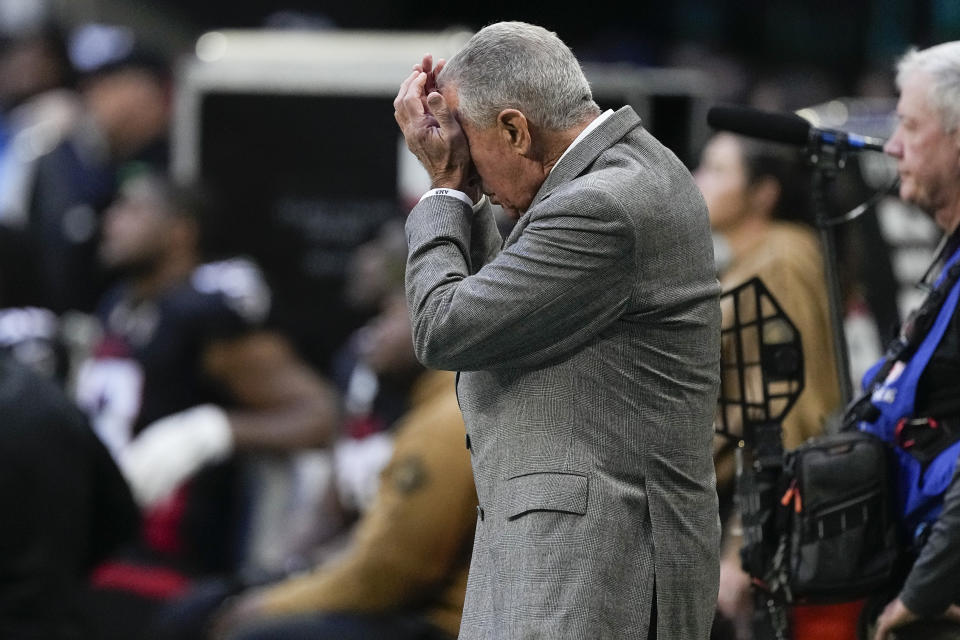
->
[394, 54, 477, 200]
[873, 597, 919, 640]
[415, 54, 444, 97]
[716, 555, 752, 623]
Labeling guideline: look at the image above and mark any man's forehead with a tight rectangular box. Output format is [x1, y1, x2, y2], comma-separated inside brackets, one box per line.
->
[900, 71, 933, 99]
[895, 73, 932, 115]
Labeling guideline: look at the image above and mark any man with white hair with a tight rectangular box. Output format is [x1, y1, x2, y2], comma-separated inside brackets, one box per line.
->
[853, 40, 960, 640]
[395, 21, 721, 640]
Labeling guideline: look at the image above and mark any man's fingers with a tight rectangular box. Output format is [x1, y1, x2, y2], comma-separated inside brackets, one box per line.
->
[427, 91, 455, 131]
[394, 70, 421, 113]
[393, 73, 414, 115]
[408, 73, 430, 110]
[395, 71, 426, 108]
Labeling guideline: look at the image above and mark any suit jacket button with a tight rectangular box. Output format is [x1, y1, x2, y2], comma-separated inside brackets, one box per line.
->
[476, 505, 484, 521]
[465, 433, 472, 450]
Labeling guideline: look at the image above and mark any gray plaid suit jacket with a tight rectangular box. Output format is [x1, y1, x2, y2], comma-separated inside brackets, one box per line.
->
[405, 106, 721, 639]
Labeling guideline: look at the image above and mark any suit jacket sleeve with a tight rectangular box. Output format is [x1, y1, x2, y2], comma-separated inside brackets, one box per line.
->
[469, 197, 503, 274]
[405, 188, 634, 372]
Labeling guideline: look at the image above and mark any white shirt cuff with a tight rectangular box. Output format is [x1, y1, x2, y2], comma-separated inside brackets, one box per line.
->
[419, 188, 487, 213]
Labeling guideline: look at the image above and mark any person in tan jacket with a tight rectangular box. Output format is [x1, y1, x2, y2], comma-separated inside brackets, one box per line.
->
[694, 131, 842, 638]
[210, 292, 477, 640]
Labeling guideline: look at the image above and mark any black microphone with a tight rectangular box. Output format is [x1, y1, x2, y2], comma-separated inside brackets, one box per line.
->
[706, 104, 886, 152]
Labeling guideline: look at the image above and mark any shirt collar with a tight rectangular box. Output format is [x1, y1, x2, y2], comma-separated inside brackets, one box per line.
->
[551, 109, 615, 173]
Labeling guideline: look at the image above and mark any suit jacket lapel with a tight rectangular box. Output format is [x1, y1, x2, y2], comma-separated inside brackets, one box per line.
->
[504, 106, 642, 248]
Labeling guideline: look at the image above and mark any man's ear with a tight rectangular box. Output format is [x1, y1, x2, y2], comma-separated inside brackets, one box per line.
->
[497, 109, 531, 156]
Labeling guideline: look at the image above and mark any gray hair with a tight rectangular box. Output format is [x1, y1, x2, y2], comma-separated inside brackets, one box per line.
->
[896, 41, 960, 132]
[437, 21, 600, 131]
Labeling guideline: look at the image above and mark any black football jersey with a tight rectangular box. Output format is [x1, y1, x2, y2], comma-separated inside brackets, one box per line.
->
[75, 257, 271, 459]
[75, 257, 272, 575]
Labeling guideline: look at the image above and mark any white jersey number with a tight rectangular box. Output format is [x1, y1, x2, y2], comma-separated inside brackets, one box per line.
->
[75, 357, 144, 461]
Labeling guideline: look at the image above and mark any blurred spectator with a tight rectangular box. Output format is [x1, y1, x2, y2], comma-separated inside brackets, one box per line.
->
[0, 24, 82, 305]
[0, 28, 82, 384]
[72, 170, 340, 639]
[23, 24, 171, 314]
[0, 29, 81, 388]
[694, 132, 842, 638]
[205, 290, 476, 640]
[340, 219, 407, 319]
[330, 219, 412, 515]
[236, 223, 421, 586]
[0, 208, 138, 640]
[232, 224, 417, 581]
[0, 24, 80, 221]
[0, 350, 139, 640]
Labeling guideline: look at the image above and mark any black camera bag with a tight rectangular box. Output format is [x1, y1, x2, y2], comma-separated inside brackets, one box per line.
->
[774, 430, 901, 602]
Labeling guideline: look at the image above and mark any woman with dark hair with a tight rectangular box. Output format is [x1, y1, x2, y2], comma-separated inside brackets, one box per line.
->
[695, 131, 844, 639]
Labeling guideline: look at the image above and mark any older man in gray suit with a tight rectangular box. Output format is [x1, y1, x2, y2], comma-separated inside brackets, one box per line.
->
[394, 21, 721, 640]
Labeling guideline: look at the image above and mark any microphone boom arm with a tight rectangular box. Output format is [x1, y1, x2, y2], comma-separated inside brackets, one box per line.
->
[805, 136, 855, 406]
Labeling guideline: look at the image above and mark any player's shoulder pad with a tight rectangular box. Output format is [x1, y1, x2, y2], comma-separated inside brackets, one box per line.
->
[191, 257, 271, 325]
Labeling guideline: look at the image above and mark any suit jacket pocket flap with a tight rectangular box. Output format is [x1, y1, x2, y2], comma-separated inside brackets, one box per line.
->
[505, 472, 588, 520]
